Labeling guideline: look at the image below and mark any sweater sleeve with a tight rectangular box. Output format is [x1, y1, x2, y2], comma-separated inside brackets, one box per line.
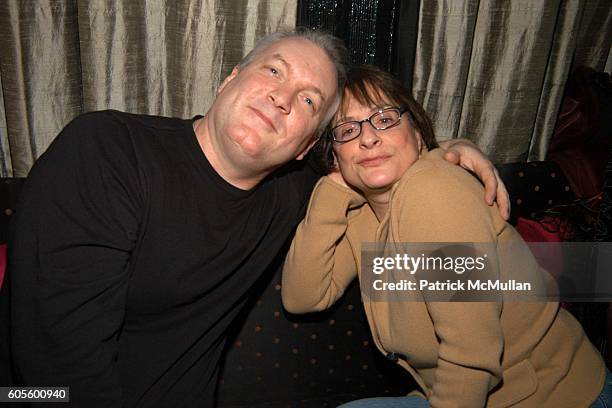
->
[10, 112, 142, 407]
[394, 160, 503, 408]
[281, 176, 364, 313]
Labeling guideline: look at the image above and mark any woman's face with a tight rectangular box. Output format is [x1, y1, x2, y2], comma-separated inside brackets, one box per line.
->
[332, 94, 424, 196]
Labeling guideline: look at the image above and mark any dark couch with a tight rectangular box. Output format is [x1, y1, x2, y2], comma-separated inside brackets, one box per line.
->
[0, 159, 608, 407]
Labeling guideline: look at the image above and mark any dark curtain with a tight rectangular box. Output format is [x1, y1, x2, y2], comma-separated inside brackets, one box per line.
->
[297, 0, 420, 89]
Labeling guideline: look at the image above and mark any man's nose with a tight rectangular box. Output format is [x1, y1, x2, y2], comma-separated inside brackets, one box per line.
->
[268, 88, 292, 113]
[359, 122, 382, 148]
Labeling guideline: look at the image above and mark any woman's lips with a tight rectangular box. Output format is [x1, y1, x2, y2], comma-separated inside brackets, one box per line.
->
[358, 155, 391, 167]
[249, 107, 277, 132]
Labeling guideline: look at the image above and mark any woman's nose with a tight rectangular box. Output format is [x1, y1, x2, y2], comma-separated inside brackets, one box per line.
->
[359, 122, 382, 148]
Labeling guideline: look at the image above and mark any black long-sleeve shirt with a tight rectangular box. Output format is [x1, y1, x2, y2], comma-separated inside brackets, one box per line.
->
[8, 110, 319, 407]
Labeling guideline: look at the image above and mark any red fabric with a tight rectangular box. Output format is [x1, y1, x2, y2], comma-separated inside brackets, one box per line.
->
[546, 67, 610, 201]
[517, 217, 556, 242]
[516, 216, 571, 281]
[0, 244, 6, 289]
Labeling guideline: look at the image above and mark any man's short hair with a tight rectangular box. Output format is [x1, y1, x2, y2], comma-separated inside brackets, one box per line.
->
[239, 28, 349, 134]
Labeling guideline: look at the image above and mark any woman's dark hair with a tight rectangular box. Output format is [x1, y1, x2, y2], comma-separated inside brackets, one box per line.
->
[312, 64, 439, 173]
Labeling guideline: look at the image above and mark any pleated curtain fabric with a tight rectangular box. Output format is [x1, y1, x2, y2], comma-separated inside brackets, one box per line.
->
[0, 73, 9, 177]
[0, 0, 297, 177]
[412, 0, 612, 163]
[2, 0, 611, 175]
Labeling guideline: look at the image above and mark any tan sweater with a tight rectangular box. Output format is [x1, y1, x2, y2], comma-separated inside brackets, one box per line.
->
[282, 149, 605, 408]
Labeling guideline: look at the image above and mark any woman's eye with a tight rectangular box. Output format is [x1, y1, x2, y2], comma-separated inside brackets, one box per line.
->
[304, 97, 313, 106]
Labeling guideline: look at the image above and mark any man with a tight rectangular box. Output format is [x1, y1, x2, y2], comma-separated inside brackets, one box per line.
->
[6, 29, 508, 407]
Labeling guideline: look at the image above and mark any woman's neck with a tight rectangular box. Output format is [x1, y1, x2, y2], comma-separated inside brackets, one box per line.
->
[366, 190, 392, 221]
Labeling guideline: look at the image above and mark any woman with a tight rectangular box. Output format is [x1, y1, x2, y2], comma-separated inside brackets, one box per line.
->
[281, 65, 609, 407]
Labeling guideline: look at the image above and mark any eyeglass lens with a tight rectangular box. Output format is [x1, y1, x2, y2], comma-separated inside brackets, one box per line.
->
[333, 108, 401, 142]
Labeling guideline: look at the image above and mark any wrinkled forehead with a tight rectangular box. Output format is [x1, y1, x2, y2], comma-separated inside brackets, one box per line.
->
[260, 38, 338, 94]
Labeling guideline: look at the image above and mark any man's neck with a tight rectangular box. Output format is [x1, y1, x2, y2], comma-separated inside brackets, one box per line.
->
[193, 117, 266, 191]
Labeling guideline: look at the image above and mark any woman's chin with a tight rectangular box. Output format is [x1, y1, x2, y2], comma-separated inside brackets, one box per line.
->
[360, 180, 395, 195]
[362, 175, 399, 192]
[344, 172, 399, 196]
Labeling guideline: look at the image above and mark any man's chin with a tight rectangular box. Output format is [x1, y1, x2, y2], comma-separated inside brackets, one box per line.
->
[227, 131, 265, 157]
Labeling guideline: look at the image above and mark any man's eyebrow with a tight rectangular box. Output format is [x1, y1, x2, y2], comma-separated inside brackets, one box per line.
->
[270, 53, 327, 104]
[271, 54, 290, 70]
[310, 86, 327, 104]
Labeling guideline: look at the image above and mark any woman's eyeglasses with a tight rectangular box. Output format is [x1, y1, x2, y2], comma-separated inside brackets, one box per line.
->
[331, 107, 405, 144]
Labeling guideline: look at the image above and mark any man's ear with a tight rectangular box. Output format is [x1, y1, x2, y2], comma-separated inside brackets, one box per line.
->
[295, 135, 320, 161]
[217, 66, 240, 94]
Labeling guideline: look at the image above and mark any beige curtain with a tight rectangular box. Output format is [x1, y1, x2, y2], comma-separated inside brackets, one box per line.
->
[0, 73, 10, 176]
[0, 0, 297, 177]
[413, 0, 612, 164]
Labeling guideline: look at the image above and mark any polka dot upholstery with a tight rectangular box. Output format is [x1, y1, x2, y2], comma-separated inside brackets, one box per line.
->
[0, 178, 23, 245]
[496, 163, 609, 359]
[496, 161, 575, 225]
[217, 162, 583, 407]
[217, 272, 413, 407]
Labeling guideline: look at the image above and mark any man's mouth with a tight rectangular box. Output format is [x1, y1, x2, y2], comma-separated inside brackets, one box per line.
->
[249, 107, 277, 132]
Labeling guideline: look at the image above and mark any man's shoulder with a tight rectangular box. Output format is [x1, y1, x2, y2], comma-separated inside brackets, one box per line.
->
[70, 110, 190, 134]
[52, 110, 192, 156]
[35, 111, 173, 174]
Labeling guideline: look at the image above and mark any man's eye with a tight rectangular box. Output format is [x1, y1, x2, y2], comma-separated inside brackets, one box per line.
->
[303, 97, 316, 110]
[269, 67, 278, 75]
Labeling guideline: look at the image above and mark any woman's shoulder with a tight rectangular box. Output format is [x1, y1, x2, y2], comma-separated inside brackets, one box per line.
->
[388, 149, 504, 242]
[394, 148, 484, 198]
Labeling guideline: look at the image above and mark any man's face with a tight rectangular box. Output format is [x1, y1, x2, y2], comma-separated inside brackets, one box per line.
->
[209, 38, 338, 172]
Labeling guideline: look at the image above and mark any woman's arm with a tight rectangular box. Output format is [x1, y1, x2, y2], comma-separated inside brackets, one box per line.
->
[394, 156, 504, 407]
[281, 176, 367, 313]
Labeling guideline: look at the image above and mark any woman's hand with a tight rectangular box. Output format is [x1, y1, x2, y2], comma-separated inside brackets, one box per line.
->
[438, 139, 510, 220]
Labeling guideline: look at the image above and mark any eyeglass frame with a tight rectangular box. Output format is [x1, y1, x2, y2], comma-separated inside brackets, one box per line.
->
[330, 107, 407, 144]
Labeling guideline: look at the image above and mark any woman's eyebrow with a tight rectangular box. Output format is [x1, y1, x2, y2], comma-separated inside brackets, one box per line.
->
[336, 105, 391, 122]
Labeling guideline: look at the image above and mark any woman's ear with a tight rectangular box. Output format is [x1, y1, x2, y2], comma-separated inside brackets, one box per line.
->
[416, 131, 425, 156]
